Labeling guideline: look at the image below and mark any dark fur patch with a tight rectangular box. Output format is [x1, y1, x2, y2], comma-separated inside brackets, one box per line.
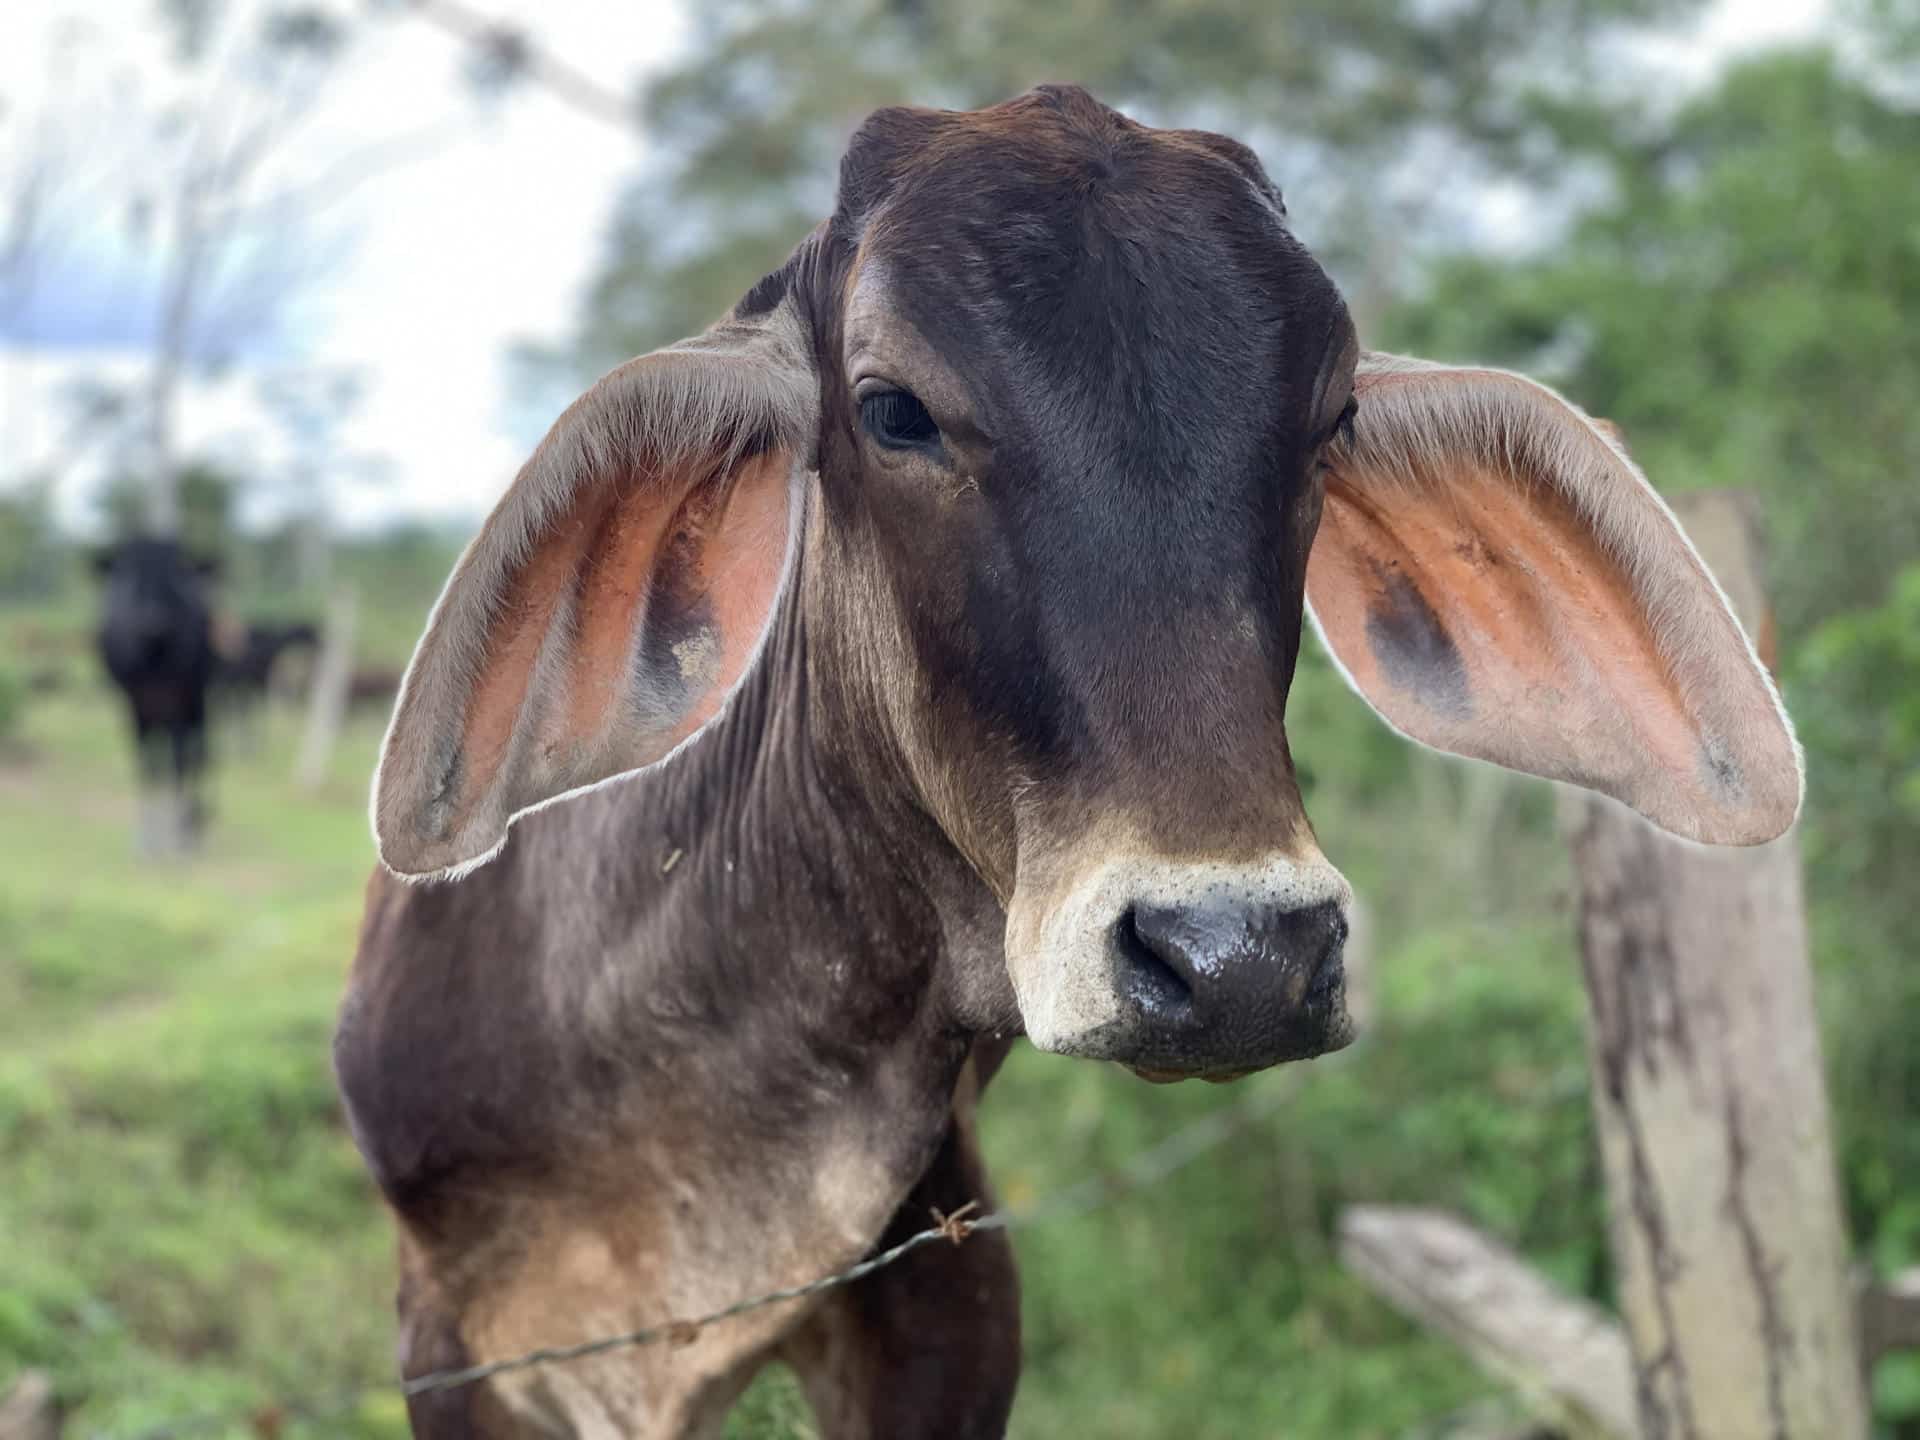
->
[333, 874, 564, 1232]
[396, 1281, 485, 1437]
[734, 263, 791, 320]
[1365, 570, 1471, 720]
[1701, 737, 1745, 795]
[804, 85, 1353, 835]
[631, 583, 716, 732]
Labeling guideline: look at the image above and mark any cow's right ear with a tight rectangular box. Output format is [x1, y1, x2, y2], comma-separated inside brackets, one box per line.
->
[1303, 352, 1801, 847]
[373, 289, 818, 879]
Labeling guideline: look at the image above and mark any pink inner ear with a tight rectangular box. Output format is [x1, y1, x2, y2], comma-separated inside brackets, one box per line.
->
[647, 446, 794, 755]
[458, 488, 610, 810]
[562, 466, 689, 747]
[452, 446, 794, 831]
[1307, 460, 1718, 819]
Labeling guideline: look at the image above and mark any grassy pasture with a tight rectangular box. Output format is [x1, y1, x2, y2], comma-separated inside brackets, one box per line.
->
[0, 604, 1797, 1439]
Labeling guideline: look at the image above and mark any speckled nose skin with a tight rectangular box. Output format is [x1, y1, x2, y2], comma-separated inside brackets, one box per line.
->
[1006, 844, 1355, 1077]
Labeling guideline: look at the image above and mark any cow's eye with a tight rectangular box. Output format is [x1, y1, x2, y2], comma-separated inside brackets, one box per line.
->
[1332, 396, 1359, 446]
[860, 389, 940, 450]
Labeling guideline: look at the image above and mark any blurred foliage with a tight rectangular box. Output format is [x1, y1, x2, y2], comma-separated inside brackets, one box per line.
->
[1797, 567, 1920, 940]
[0, 684, 402, 1437]
[1380, 56, 1920, 1383]
[1795, 565, 1920, 1332]
[1388, 47, 1920, 634]
[0, 480, 61, 601]
[101, 460, 239, 560]
[0, 661, 24, 747]
[553, 0, 1707, 373]
[1851, 0, 1920, 61]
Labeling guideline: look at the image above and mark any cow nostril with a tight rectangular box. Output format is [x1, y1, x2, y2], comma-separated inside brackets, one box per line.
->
[1319, 907, 1350, 964]
[1112, 905, 1195, 1015]
[1305, 906, 1350, 1003]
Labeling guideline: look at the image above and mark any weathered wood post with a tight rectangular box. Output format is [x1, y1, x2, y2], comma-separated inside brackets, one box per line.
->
[0, 1371, 60, 1440]
[1564, 489, 1865, 1438]
[295, 585, 356, 791]
[1340, 1205, 1637, 1438]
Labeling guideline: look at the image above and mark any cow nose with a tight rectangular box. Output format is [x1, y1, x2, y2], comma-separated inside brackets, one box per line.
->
[1110, 897, 1350, 1063]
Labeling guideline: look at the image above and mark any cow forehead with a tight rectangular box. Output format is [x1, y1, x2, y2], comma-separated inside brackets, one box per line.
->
[833, 93, 1350, 453]
[838, 85, 1283, 229]
[105, 539, 190, 590]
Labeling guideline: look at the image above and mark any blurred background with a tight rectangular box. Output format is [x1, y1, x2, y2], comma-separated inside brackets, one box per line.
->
[1, 0, 1916, 1435]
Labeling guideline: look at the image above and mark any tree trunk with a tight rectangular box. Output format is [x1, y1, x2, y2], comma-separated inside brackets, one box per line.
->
[0, 1371, 59, 1440]
[1862, 1269, 1920, 1365]
[1565, 489, 1864, 1438]
[145, 192, 207, 539]
[296, 586, 356, 791]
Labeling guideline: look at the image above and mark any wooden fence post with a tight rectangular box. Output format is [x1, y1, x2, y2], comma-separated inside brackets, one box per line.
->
[0, 1371, 59, 1440]
[1340, 1206, 1636, 1439]
[1564, 489, 1865, 1438]
[295, 585, 356, 792]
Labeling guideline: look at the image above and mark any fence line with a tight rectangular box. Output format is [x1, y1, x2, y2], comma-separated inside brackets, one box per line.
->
[99, 1071, 1304, 1440]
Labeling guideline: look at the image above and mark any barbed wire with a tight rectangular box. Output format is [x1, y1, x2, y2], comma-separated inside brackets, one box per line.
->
[94, 1069, 1303, 1440]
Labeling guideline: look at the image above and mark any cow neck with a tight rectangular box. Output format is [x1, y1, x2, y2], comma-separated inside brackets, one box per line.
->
[597, 491, 1001, 1119]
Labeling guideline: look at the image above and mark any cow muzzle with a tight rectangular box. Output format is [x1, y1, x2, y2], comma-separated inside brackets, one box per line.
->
[1006, 850, 1356, 1078]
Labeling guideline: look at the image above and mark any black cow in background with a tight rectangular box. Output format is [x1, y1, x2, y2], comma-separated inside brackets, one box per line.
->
[93, 537, 219, 855]
[214, 619, 320, 748]
[220, 621, 320, 697]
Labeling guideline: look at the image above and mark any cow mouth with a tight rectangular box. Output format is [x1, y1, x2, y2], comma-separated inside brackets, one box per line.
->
[1127, 1063, 1259, 1084]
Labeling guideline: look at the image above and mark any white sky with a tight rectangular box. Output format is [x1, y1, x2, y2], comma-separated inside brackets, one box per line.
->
[0, 0, 1828, 536]
[0, 0, 687, 533]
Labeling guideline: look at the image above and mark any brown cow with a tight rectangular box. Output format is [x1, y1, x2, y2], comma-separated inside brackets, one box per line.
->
[334, 86, 1800, 1438]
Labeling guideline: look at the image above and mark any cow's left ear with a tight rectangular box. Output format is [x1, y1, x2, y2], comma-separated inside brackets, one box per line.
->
[1304, 352, 1802, 846]
[373, 286, 817, 879]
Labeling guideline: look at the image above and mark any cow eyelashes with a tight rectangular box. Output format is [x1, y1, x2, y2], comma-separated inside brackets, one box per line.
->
[1310, 399, 1360, 479]
[1331, 396, 1359, 447]
[860, 389, 941, 451]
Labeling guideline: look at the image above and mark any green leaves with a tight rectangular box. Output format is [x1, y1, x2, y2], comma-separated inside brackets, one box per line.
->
[561, 0, 1713, 371]
[1390, 48, 1920, 637]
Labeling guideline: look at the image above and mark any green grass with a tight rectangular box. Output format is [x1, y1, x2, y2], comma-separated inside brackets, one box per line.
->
[0, 689, 403, 1438]
[20, 631, 1901, 1438]
[0, 666, 1583, 1439]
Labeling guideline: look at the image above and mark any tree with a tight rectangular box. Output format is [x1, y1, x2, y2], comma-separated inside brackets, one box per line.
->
[1387, 47, 1920, 1424]
[1387, 47, 1920, 636]
[552, 0, 1710, 373]
[0, 478, 61, 600]
[101, 458, 238, 561]
[131, 1, 353, 535]
[0, 3, 362, 536]
[255, 365, 378, 590]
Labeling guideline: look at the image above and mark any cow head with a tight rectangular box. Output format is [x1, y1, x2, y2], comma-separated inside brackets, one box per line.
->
[373, 87, 1801, 1080]
[93, 537, 219, 670]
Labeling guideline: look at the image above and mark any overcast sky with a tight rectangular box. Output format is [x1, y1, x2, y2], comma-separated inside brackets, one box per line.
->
[0, 0, 1827, 536]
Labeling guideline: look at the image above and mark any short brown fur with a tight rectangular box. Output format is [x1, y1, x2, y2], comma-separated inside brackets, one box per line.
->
[338, 86, 1799, 1439]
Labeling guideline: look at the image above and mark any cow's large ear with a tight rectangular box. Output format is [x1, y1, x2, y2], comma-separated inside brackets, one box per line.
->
[1304, 352, 1801, 846]
[373, 289, 817, 878]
